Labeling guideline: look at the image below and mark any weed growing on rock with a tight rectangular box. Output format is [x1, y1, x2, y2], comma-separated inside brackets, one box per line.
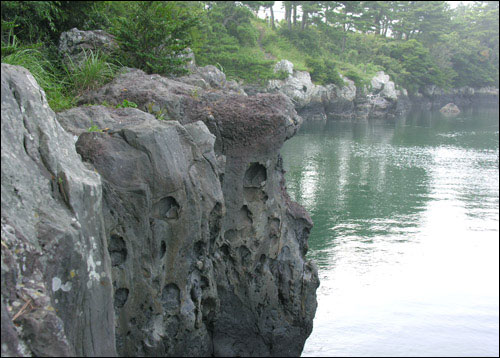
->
[115, 99, 137, 108]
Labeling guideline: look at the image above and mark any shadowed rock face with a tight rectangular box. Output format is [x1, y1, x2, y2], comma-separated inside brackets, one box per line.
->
[2, 64, 318, 357]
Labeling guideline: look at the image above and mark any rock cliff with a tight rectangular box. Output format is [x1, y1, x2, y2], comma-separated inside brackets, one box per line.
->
[263, 59, 497, 122]
[266, 61, 411, 121]
[1, 63, 318, 357]
[410, 85, 499, 110]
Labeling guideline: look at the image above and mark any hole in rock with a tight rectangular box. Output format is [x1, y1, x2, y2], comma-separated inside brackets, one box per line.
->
[238, 245, 251, 266]
[238, 205, 253, 227]
[220, 244, 230, 256]
[244, 163, 267, 188]
[114, 288, 129, 308]
[162, 283, 180, 312]
[109, 234, 127, 266]
[194, 241, 205, 257]
[268, 218, 281, 240]
[160, 241, 166, 259]
[153, 196, 180, 220]
[209, 202, 223, 247]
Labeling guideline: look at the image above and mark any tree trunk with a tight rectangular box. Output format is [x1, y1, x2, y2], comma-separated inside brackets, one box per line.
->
[270, 6, 275, 29]
[302, 11, 308, 30]
[293, 4, 297, 27]
[285, 2, 292, 30]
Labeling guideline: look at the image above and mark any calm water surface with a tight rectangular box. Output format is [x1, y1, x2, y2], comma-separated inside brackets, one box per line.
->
[280, 107, 499, 357]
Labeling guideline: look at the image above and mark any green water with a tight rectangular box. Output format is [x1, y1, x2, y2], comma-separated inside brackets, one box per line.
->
[281, 107, 499, 357]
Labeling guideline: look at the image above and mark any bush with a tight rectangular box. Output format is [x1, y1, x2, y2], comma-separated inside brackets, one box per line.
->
[1, 1, 59, 42]
[306, 56, 344, 86]
[63, 49, 119, 96]
[111, 1, 198, 76]
[236, 23, 258, 47]
[344, 69, 366, 88]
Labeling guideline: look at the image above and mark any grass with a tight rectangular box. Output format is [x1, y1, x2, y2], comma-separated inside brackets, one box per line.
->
[1, 47, 73, 110]
[256, 19, 309, 72]
[2, 43, 120, 111]
[62, 49, 120, 97]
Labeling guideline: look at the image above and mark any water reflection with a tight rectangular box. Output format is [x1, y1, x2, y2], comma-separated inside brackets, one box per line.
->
[283, 119, 433, 262]
[281, 107, 499, 356]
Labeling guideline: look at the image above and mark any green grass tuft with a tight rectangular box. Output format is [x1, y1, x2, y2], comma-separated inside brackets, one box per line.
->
[63, 49, 119, 97]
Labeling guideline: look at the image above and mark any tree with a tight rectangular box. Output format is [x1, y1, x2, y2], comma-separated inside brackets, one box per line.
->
[111, 1, 198, 76]
[262, 1, 276, 29]
[284, 1, 292, 30]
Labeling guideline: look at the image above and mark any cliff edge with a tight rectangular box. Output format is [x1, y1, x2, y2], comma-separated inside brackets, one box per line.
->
[1, 63, 318, 357]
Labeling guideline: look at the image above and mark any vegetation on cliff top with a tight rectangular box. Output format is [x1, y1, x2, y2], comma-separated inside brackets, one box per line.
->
[1, 1, 499, 111]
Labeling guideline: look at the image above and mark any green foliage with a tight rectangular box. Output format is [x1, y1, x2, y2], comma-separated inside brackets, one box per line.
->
[1, 43, 74, 110]
[1, 1, 60, 42]
[2, 0, 499, 112]
[116, 99, 138, 109]
[110, 1, 198, 76]
[274, 69, 291, 80]
[214, 48, 276, 84]
[305, 57, 344, 87]
[259, 20, 308, 70]
[88, 124, 103, 133]
[1, 1, 101, 43]
[192, 3, 275, 84]
[63, 49, 119, 96]
[145, 102, 169, 121]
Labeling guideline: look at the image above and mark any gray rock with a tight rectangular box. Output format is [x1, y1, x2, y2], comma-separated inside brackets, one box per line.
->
[268, 70, 324, 108]
[76, 80, 315, 355]
[75, 116, 224, 356]
[79, 68, 201, 122]
[59, 28, 118, 69]
[267, 63, 411, 121]
[274, 59, 294, 77]
[3, 61, 317, 357]
[1, 64, 116, 356]
[439, 102, 461, 115]
[413, 85, 498, 109]
[370, 71, 398, 100]
[57, 105, 157, 136]
[177, 65, 246, 95]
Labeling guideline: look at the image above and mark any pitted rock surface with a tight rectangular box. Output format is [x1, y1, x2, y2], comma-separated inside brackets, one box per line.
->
[74, 74, 316, 356]
[2, 63, 318, 357]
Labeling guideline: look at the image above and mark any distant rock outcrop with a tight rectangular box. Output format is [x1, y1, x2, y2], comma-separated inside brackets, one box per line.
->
[267, 63, 409, 121]
[439, 103, 461, 115]
[59, 28, 118, 69]
[412, 85, 499, 110]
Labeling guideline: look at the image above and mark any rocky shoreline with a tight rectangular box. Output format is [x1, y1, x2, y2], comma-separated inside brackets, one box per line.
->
[249, 59, 499, 122]
[1, 59, 318, 356]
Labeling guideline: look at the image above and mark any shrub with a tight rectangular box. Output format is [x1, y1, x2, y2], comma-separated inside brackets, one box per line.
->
[111, 1, 198, 76]
[306, 56, 343, 86]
